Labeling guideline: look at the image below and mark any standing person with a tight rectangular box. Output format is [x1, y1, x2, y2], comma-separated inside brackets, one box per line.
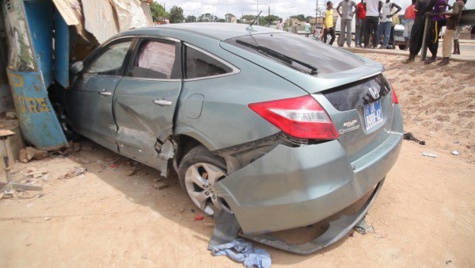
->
[403, 0, 416, 50]
[424, 0, 449, 64]
[355, 0, 366, 47]
[277, 18, 284, 30]
[377, 0, 401, 49]
[304, 20, 311, 37]
[323, 1, 336, 45]
[337, 0, 357, 47]
[453, 25, 462, 54]
[363, 0, 382, 49]
[402, 0, 437, 64]
[388, 12, 400, 48]
[438, 0, 465, 66]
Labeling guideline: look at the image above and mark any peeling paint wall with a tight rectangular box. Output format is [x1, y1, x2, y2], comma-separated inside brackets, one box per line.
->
[0, 8, 14, 113]
[2, 0, 35, 72]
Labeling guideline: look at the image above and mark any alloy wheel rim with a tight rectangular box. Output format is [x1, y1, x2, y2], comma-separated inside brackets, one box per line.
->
[184, 162, 232, 215]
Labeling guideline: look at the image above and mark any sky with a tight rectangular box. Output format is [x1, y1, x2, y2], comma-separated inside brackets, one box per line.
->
[158, 0, 475, 20]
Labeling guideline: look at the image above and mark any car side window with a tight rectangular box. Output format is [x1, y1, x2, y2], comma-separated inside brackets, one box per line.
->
[128, 40, 179, 79]
[86, 41, 132, 75]
[185, 46, 232, 79]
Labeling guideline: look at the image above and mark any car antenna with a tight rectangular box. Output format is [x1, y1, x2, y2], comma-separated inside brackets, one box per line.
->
[249, 11, 262, 27]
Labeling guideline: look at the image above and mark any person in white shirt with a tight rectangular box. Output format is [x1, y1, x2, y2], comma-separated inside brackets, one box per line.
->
[363, 0, 382, 48]
[337, 0, 357, 47]
[377, 0, 401, 49]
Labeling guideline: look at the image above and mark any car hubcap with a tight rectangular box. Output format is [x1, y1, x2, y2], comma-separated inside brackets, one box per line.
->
[184, 162, 232, 215]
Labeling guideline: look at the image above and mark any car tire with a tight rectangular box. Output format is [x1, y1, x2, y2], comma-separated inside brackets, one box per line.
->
[178, 145, 232, 215]
[398, 44, 406, 50]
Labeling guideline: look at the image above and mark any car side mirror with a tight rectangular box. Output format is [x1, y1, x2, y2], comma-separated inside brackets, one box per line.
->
[70, 61, 84, 74]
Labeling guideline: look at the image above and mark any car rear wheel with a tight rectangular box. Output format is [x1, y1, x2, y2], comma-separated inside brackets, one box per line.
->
[398, 44, 406, 50]
[178, 145, 232, 215]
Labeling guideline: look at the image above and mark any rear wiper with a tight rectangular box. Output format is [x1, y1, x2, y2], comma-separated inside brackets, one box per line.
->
[236, 39, 318, 75]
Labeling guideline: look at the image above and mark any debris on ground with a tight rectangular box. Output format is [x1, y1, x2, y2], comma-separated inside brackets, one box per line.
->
[5, 111, 17, 120]
[195, 214, 204, 221]
[19, 147, 49, 163]
[452, 150, 460, 155]
[126, 166, 137, 176]
[422, 152, 438, 158]
[403, 132, 425, 145]
[152, 179, 168, 190]
[211, 239, 271, 268]
[354, 218, 375, 234]
[57, 167, 87, 180]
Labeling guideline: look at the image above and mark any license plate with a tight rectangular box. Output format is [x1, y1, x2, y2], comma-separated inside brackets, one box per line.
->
[364, 99, 383, 130]
[395, 36, 404, 41]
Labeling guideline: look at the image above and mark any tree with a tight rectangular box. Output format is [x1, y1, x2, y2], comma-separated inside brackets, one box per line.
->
[198, 13, 218, 22]
[149, 2, 168, 23]
[265, 15, 279, 25]
[169, 6, 184, 23]
[290, 14, 306, 21]
[186, 15, 197, 22]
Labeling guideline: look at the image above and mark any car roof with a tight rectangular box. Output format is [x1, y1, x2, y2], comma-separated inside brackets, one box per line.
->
[122, 22, 281, 41]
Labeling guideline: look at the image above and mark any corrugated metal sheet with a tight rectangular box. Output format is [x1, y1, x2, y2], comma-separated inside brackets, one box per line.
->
[54, 0, 153, 45]
[81, 0, 119, 44]
[52, 0, 81, 26]
[109, 0, 152, 32]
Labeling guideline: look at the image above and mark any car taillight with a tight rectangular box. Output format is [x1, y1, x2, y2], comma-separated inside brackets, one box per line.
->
[391, 85, 399, 104]
[249, 95, 339, 140]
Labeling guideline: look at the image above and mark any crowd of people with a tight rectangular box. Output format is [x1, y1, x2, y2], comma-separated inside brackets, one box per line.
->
[317, 0, 468, 66]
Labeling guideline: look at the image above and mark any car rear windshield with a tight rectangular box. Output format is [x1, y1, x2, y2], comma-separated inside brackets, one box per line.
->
[224, 33, 363, 75]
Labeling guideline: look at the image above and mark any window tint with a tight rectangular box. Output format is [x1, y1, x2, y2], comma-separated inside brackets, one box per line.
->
[87, 41, 131, 75]
[128, 40, 180, 79]
[185, 47, 232, 79]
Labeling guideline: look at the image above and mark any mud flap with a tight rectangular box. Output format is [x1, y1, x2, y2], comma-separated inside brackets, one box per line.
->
[208, 210, 242, 250]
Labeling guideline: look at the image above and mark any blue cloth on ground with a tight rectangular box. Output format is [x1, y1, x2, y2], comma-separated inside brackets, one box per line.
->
[211, 239, 271, 268]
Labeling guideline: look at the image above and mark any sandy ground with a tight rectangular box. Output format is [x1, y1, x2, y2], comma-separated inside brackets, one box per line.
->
[0, 53, 474, 267]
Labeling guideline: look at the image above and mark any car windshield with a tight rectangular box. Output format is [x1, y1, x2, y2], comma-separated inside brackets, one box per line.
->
[225, 33, 363, 75]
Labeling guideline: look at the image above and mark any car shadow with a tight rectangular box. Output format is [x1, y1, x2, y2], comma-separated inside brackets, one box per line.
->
[65, 137, 371, 265]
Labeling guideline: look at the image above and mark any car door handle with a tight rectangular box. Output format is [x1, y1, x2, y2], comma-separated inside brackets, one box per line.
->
[153, 99, 173, 106]
[99, 89, 112, 96]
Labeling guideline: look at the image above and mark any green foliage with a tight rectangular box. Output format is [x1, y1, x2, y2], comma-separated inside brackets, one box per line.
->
[169, 6, 185, 23]
[290, 14, 306, 21]
[150, 2, 168, 22]
[185, 15, 197, 22]
[198, 13, 218, 22]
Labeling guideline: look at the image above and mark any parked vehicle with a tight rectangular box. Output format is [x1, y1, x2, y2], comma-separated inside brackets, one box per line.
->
[393, 23, 406, 50]
[59, 23, 403, 252]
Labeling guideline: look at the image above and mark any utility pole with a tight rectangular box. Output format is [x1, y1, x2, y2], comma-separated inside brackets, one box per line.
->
[268, 6, 270, 27]
[257, 0, 259, 25]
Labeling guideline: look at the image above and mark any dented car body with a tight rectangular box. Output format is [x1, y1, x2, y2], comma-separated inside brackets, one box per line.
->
[61, 23, 403, 251]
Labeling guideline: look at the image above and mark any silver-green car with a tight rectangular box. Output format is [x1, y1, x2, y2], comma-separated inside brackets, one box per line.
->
[62, 23, 403, 253]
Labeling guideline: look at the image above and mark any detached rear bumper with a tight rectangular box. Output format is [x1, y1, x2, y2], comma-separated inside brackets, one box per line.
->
[215, 126, 403, 235]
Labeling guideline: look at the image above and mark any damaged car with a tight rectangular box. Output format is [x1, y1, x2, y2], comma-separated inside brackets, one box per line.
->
[59, 23, 403, 254]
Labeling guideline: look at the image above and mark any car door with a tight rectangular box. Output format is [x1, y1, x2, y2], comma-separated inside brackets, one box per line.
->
[67, 38, 134, 152]
[113, 38, 182, 169]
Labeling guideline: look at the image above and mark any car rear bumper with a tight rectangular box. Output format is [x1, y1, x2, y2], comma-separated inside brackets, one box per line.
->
[215, 106, 403, 234]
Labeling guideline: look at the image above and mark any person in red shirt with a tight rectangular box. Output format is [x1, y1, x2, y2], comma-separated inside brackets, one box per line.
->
[355, 0, 366, 47]
[403, 0, 416, 50]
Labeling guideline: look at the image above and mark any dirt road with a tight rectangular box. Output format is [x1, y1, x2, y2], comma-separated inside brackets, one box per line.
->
[0, 54, 474, 267]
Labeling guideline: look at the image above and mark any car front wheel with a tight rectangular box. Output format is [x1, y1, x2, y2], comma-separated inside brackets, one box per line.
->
[178, 145, 232, 215]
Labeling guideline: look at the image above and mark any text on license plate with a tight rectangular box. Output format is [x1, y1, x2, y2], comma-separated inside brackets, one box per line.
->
[364, 99, 383, 130]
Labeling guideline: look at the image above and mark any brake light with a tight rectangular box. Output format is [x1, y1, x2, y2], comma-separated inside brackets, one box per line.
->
[391, 85, 399, 104]
[249, 95, 339, 140]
